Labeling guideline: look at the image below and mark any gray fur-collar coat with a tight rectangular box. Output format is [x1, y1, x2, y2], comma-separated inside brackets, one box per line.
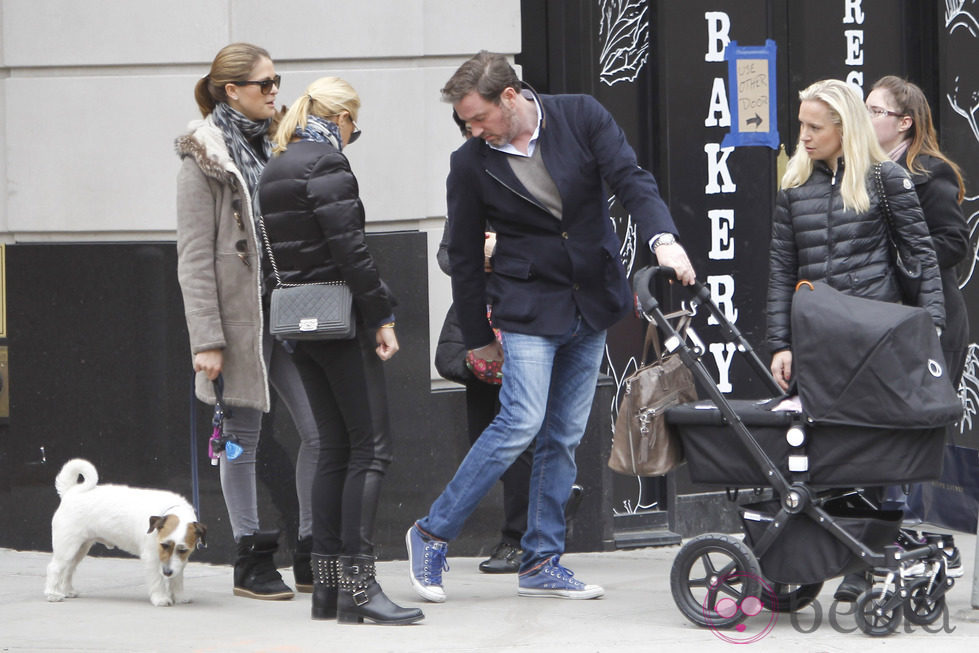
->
[175, 116, 269, 411]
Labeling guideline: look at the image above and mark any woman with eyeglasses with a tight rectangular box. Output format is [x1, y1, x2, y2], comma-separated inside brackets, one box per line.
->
[257, 77, 423, 625]
[867, 76, 970, 385]
[175, 43, 323, 600]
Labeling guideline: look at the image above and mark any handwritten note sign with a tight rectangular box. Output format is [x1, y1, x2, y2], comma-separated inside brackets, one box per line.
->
[737, 59, 769, 132]
[722, 40, 779, 149]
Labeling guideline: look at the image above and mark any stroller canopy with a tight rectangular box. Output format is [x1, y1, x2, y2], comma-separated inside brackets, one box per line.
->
[790, 281, 961, 429]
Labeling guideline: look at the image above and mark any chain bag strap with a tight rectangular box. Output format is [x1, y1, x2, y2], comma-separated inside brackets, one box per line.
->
[873, 162, 922, 304]
[258, 215, 356, 340]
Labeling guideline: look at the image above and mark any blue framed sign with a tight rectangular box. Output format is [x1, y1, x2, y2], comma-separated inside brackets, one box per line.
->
[721, 39, 779, 150]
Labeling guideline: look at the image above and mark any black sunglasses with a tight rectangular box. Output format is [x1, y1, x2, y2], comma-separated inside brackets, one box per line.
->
[232, 74, 281, 95]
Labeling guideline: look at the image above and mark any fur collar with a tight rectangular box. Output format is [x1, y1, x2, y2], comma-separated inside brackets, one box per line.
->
[174, 116, 237, 184]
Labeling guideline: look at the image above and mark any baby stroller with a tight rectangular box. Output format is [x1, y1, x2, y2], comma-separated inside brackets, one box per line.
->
[631, 266, 962, 636]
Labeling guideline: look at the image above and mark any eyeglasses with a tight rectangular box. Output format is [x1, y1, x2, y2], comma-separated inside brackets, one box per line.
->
[328, 113, 361, 145]
[232, 74, 281, 95]
[867, 106, 904, 119]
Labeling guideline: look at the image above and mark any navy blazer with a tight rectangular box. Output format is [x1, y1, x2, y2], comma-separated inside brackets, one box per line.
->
[447, 90, 677, 349]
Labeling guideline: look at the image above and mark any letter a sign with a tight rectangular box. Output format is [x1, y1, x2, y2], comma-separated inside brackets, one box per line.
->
[721, 39, 779, 150]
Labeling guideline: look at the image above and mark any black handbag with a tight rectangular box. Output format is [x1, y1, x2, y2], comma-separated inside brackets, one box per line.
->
[434, 304, 472, 384]
[259, 217, 356, 340]
[873, 162, 922, 304]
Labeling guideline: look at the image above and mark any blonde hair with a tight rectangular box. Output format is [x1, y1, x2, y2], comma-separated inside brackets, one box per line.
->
[273, 77, 361, 153]
[781, 79, 887, 212]
[194, 43, 271, 118]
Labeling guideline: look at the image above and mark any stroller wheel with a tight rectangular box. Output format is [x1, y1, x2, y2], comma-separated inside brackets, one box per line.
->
[759, 581, 823, 613]
[670, 533, 762, 629]
[854, 587, 902, 636]
[903, 578, 945, 626]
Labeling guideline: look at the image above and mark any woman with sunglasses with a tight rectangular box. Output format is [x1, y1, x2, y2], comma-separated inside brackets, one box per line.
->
[175, 43, 322, 600]
[866, 76, 970, 386]
[257, 77, 423, 625]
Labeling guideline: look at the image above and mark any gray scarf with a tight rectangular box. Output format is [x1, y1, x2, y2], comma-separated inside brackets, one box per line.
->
[210, 102, 272, 195]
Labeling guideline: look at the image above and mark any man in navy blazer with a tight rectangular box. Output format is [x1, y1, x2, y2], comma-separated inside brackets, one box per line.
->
[407, 51, 695, 603]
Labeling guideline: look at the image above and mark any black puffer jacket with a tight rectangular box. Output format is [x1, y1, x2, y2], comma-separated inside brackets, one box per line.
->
[766, 159, 944, 353]
[257, 139, 395, 328]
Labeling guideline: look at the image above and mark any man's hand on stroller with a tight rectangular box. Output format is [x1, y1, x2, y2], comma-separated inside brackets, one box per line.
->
[771, 350, 792, 391]
[652, 241, 696, 286]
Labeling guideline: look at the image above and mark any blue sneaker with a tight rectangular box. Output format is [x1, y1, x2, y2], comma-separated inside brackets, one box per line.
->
[518, 556, 604, 599]
[406, 524, 449, 603]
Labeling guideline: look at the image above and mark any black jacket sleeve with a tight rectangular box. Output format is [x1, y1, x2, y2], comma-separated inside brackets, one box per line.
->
[766, 189, 798, 353]
[306, 150, 395, 327]
[881, 160, 945, 328]
[913, 156, 969, 269]
[436, 218, 451, 277]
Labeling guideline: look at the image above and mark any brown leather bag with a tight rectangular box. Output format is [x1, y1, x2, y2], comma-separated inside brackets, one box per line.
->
[609, 320, 696, 476]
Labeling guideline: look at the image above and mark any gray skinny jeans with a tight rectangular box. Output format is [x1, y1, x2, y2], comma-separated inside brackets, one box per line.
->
[220, 331, 320, 541]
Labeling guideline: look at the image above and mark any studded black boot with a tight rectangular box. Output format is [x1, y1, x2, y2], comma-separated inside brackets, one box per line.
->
[233, 530, 294, 600]
[337, 554, 424, 625]
[293, 536, 313, 593]
[311, 553, 340, 620]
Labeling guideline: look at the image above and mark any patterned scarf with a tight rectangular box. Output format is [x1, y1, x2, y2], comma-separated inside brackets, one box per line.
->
[295, 114, 343, 151]
[210, 102, 272, 195]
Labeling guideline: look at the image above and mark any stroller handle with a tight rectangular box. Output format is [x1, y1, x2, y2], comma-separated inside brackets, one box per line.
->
[632, 264, 785, 398]
[632, 265, 710, 315]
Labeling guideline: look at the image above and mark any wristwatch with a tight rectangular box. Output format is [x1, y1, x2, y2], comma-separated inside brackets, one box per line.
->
[653, 233, 677, 249]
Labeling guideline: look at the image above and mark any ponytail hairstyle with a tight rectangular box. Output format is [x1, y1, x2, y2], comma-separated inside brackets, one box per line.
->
[194, 43, 272, 118]
[781, 79, 887, 213]
[273, 76, 361, 153]
[871, 75, 965, 203]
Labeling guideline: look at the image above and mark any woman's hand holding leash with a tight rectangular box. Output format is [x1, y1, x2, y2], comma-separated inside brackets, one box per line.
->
[194, 349, 223, 381]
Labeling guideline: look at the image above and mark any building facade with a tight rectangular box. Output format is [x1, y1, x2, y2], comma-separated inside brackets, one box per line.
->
[2, 0, 977, 564]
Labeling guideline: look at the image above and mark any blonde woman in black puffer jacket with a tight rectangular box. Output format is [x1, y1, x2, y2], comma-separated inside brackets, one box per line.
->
[257, 76, 423, 626]
[766, 79, 944, 392]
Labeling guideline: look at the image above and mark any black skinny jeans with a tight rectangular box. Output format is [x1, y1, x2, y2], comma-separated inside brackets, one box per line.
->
[291, 331, 393, 556]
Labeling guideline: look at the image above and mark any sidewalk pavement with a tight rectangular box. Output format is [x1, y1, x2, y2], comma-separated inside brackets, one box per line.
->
[3, 529, 979, 653]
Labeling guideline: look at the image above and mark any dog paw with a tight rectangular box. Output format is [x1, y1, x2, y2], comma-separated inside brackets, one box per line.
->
[150, 594, 174, 607]
[64, 589, 79, 598]
[45, 592, 66, 602]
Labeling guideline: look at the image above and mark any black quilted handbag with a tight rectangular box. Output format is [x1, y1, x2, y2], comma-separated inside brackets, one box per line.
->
[268, 281, 355, 340]
[260, 217, 356, 340]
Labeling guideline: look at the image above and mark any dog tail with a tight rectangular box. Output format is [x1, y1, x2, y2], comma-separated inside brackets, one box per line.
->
[55, 458, 98, 497]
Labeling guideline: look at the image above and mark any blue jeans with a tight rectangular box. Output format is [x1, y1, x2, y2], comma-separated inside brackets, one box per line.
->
[418, 316, 606, 572]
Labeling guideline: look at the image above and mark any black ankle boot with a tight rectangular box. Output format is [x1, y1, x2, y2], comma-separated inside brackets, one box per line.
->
[233, 530, 294, 600]
[311, 553, 339, 620]
[337, 554, 424, 625]
[294, 536, 313, 593]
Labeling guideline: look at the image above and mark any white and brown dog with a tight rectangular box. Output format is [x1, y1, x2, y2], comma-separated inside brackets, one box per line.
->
[44, 458, 206, 606]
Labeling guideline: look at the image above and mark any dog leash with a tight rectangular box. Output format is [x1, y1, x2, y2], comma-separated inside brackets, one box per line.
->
[188, 371, 201, 519]
[208, 374, 243, 464]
